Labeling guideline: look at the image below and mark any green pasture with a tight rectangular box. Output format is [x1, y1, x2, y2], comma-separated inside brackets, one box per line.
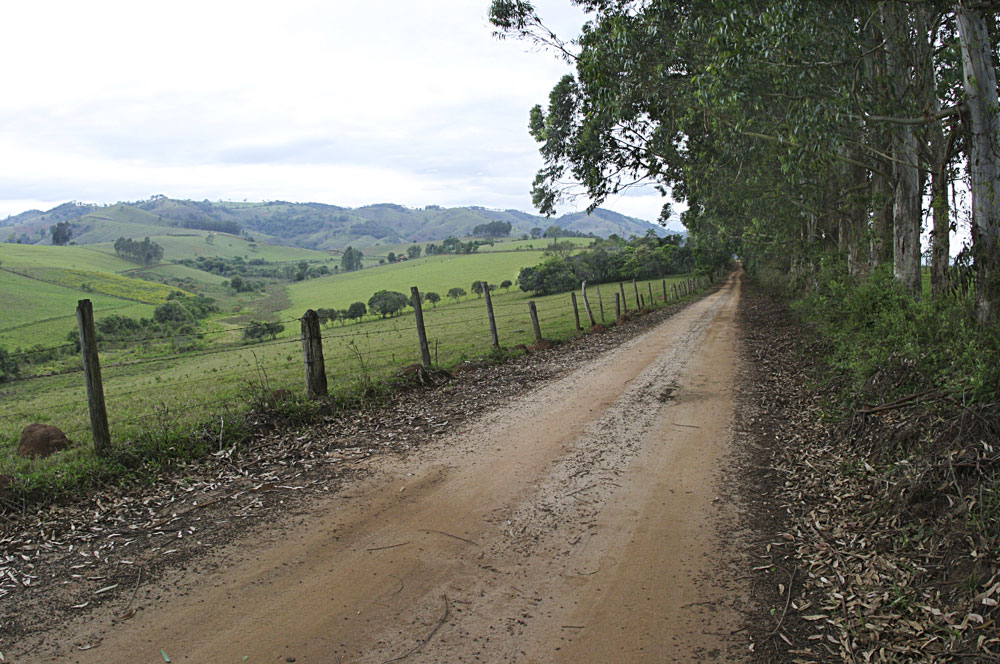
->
[360, 236, 591, 261]
[0, 243, 136, 272]
[0, 273, 700, 490]
[113, 234, 334, 263]
[283, 252, 549, 317]
[0, 269, 156, 347]
[13, 267, 185, 304]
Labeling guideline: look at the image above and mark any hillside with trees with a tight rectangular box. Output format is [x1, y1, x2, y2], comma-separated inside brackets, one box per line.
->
[2, 197, 667, 251]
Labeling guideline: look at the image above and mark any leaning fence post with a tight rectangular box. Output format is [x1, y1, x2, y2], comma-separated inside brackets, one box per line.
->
[640, 294, 646, 309]
[662, 279, 667, 303]
[619, 281, 627, 313]
[570, 292, 582, 331]
[647, 282, 654, 307]
[411, 286, 432, 368]
[581, 281, 596, 326]
[529, 301, 543, 342]
[301, 309, 328, 398]
[77, 299, 111, 456]
[615, 292, 621, 319]
[632, 278, 641, 310]
[483, 281, 499, 349]
[596, 284, 605, 322]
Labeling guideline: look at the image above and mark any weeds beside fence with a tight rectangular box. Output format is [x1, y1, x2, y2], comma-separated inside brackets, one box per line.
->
[0, 272, 719, 497]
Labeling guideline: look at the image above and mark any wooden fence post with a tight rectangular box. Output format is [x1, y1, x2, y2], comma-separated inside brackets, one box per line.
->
[615, 292, 621, 319]
[596, 284, 605, 322]
[640, 294, 646, 308]
[411, 286, 432, 368]
[483, 281, 499, 349]
[301, 309, 328, 398]
[647, 282, 654, 307]
[662, 279, 667, 303]
[570, 292, 582, 330]
[619, 282, 627, 313]
[77, 299, 111, 456]
[581, 281, 596, 326]
[529, 301, 542, 342]
[632, 278, 641, 310]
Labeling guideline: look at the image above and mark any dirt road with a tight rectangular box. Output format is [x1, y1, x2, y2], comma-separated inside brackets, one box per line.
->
[53, 272, 746, 663]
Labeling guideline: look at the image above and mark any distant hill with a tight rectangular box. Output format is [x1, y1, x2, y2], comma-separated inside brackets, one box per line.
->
[2, 196, 671, 250]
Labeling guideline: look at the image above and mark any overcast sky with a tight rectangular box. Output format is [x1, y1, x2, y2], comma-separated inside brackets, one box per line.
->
[0, 0, 679, 229]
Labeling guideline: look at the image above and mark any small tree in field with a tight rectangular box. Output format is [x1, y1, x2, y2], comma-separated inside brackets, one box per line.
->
[346, 301, 367, 321]
[447, 287, 466, 302]
[425, 291, 441, 307]
[471, 280, 485, 298]
[500, 279, 512, 292]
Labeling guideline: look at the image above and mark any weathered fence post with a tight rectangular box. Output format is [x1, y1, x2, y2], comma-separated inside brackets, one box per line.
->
[411, 286, 432, 368]
[529, 301, 542, 342]
[301, 309, 328, 398]
[581, 281, 596, 326]
[77, 299, 111, 456]
[483, 281, 499, 349]
[632, 278, 641, 310]
[662, 279, 667, 303]
[615, 292, 621, 319]
[640, 294, 646, 309]
[570, 292, 582, 330]
[596, 284, 605, 322]
[619, 282, 628, 313]
[647, 282, 654, 307]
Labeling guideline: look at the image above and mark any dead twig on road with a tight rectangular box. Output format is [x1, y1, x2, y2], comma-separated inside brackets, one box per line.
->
[366, 542, 410, 553]
[381, 594, 450, 663]
[422, 530, 478, 546]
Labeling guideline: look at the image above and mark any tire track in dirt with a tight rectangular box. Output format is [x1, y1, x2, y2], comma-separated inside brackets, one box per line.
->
[49, 272, 745, 664]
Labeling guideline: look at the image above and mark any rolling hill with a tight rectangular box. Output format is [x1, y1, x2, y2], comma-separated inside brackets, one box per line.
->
[2, 196, 671, 252]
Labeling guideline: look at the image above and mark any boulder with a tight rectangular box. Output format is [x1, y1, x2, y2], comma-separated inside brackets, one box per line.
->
[17, 423, 71, 459]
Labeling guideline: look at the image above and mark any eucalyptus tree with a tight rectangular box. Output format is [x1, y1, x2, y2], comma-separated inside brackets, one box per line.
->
[491, 0, 999, 322]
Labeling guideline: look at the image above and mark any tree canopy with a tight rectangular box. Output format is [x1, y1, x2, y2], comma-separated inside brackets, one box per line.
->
[490, 0, 1000, 325]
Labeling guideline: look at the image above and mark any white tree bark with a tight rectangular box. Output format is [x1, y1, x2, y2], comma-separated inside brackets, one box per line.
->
[957, 1, 1000, 325]
[893, 125, 923, 296]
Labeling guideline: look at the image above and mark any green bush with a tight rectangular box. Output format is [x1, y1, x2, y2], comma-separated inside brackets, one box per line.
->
[793, 261, 1000, 404]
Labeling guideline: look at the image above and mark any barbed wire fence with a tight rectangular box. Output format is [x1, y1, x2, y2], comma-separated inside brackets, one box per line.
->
[1, 270, 723, 458]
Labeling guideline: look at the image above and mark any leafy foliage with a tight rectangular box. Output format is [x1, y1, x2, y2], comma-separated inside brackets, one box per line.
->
[367, 290, 410, 318]
[114, 236, 164, 265]
[341, 246, 364, 272]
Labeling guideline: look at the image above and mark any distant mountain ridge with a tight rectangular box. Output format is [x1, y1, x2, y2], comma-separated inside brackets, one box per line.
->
[3, 196, 673, 250]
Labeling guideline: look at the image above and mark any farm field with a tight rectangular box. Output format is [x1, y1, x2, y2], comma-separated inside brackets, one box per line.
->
[0, 273, 701, 487]
[0, 269, 156, 347]
[283, 251, 559, 316]
[362, 236, 592, 260]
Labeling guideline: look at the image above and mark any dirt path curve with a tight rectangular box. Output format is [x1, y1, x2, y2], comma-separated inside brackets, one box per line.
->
[57, 272, 746, 664]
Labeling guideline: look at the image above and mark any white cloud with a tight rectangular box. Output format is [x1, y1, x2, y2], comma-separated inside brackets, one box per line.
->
[0, 1, 671, 226]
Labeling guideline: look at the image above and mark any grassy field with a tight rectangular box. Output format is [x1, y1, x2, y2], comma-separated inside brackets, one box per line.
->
[0, 269, 156, 347]
[283, 252, 559, 316]
[0, 273, 701, 492]
[0, 243, 137, 272]
[359, 236, 591, 262]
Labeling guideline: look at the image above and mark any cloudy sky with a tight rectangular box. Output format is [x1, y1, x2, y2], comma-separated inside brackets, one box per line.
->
[0, 0, 678, 229]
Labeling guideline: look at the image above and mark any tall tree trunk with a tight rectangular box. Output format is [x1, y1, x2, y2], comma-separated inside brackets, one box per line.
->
[870, 161, 893, 268]
[893, 125, 923, 296]
[957, 1, 1000, 325]
[929, 123, 954, 296]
